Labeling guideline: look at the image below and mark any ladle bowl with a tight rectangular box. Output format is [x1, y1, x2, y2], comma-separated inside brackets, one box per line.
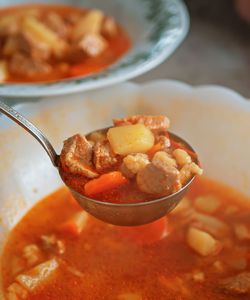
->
[0, 99, 197, 226]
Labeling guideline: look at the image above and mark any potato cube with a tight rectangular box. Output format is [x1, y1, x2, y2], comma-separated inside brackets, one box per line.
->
[78, 33, 107, 57]
[21, 17, 66, 56]
[187, 227, 221, 256]
[16, 258, 59, 291]
[107, 124, 154, 155]
[194, 195, 221, 214]
[73, 10, 104, 40]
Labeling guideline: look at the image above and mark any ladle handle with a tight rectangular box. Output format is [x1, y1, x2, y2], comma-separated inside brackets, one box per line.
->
[0, 99, 59, 167]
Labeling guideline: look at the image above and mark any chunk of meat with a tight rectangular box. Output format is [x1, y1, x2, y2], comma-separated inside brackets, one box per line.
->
[9, 53, 51, 77]
[40, 234, 65, 255]
[219, 272, 250, 295]
[60, 134, 98, 178]
[78, 33, 107, 57]
[113, 115, 170, 132]
[5, 32, 51, 60]
[136, 163, 179, 195]
[93, 140, 118, 173]
[121, 153, 149, 178]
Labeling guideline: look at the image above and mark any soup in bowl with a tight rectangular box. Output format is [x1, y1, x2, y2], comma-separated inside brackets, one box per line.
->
[0, 0, 189, 97]
[0, 81, 250, 299]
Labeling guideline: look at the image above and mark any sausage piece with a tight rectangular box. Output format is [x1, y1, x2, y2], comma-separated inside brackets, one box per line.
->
[136, 163, 179, 195]
[219, 272, 250, 295]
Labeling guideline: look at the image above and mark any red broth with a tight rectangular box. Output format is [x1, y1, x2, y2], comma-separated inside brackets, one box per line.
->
[2, 177, 250, 299]
[0, 4, 131, 83]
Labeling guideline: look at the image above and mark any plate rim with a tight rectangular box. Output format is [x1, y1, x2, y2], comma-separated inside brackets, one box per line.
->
[0, 0, 190, 98]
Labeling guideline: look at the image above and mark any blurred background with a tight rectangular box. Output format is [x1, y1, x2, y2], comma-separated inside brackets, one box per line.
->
[136, 0, 250, 97]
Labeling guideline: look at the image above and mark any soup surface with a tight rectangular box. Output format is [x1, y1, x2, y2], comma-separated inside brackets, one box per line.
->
[0, 4, 131, 83]
[2, 177, 250, 299]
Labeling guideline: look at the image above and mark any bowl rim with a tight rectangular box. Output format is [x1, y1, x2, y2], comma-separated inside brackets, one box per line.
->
[0, 0, 189, 98]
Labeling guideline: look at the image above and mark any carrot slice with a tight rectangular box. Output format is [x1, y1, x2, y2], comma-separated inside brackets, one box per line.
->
[146, 142, 162, 158]
[119, 217, 169, 245]
[58, 211, 88, 237]
[84, 171, 129, 196]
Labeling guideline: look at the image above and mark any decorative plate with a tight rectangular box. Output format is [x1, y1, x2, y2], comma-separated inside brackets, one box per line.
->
[0, 0, 189, 97]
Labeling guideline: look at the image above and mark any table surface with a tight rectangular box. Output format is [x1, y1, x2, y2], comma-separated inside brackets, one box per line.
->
[135, 0, 250, 98]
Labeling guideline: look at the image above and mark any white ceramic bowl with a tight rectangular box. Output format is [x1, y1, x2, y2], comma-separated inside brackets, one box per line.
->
[1, 80, 250, 295]
[0, 0, 189, 97]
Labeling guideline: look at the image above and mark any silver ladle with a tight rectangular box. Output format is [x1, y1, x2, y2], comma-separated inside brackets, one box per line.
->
[0, 100, 197, 226]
